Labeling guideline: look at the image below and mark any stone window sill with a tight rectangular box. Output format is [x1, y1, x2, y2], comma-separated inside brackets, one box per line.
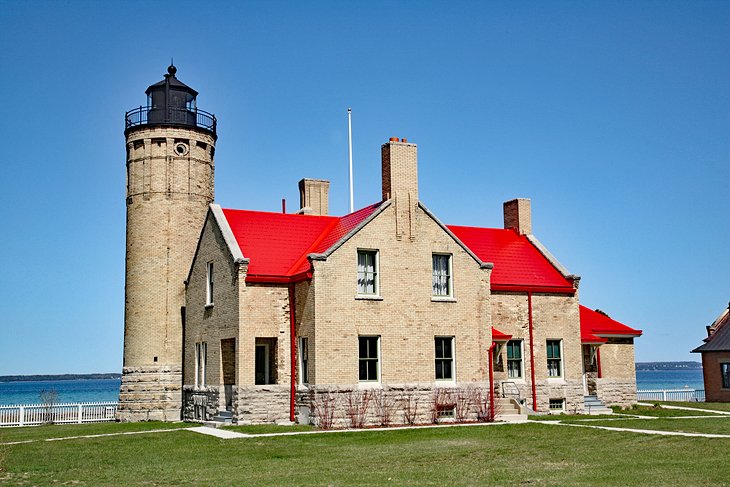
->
[357, 381, 383, 389]
[431, 296, 456, 303]
[205, 303, 214, 309]
[355, 294, 383, 301]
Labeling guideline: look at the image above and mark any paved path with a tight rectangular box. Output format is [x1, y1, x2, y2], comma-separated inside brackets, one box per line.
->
[637, 402, 730, 416]
[547, 420, 730, 439]
[187, 426, 249, 439]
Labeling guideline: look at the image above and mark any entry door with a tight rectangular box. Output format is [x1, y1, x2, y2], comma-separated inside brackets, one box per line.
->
[221, 338, 236, 409]
[255, 343, 270, 385]
[582, 345, 598, 395]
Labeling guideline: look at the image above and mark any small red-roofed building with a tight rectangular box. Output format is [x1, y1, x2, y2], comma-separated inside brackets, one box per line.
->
[692, 304, 730, 402]
[180, 138, 643, 425]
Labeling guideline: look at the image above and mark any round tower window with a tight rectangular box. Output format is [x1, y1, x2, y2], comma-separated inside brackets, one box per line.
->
[174, 142, 189, 156]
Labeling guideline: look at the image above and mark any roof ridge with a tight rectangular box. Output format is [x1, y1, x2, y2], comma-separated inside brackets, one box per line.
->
[283, 217, 342, 276]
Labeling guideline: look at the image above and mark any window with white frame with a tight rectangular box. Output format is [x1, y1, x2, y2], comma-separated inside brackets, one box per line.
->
[299, 337, 309, 385]
[546, 340, 562, 377]
[205, 261, 214, 306]
[195, 342, 207, 388]
[432, 254, 452, 297]
[435, 336, 455, 380]
[358, 336, 380, 382]
[722, 363, 730, 389]
[506, 340, 523, 379]
[357, 250, 379, 295]
[549, 398, 565, 412]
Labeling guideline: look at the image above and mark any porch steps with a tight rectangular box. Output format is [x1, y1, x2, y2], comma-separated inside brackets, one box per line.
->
[208, 410, 234, 426]
[584, 395, 613, 415]
[494, 398, 528, 422]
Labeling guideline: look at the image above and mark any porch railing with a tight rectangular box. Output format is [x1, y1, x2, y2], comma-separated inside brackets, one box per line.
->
[0, 402, 118, 427]
[637, 389, 705, 402]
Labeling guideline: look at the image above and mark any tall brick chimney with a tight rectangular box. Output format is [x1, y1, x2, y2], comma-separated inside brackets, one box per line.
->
[382, 137, 418, 240]
[503, 198, 532, 235]
[298, 178, 330, 215]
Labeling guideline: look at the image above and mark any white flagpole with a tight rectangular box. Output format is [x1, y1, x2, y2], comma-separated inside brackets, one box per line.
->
[348, 108, 354, 213]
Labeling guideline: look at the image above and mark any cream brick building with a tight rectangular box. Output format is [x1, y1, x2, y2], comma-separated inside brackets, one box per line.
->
[181, 139, 642, 424]
[121, 67, 641, 424]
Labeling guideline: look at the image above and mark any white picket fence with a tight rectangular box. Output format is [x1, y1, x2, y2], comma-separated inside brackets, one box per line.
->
[637, 389, 705, 402]
[0, 402, 118, 427]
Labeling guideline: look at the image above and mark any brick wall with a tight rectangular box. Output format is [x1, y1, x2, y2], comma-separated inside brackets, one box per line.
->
[701, 351, 730, 402]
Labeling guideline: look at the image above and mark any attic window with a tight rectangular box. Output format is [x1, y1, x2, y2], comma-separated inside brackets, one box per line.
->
[205, 262, 214, 307]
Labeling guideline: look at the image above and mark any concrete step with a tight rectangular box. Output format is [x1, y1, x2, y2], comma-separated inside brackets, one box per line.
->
[583, 396, 613, 415]
[495, 413, 528, 423]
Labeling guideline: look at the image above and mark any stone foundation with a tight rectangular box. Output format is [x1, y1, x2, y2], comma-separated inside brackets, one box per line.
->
[234, 385, 292, 424]
[596, 378, 638, 407]
[497, 379, 584, 413]
[117, 366, 182, 421]
[182, 386, 220, 421]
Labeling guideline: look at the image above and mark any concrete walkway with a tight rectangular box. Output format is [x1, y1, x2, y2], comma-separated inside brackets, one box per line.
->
[637, 402, 730, 416]
[187, 426, 250, 439]
[547, 420, 730, 439]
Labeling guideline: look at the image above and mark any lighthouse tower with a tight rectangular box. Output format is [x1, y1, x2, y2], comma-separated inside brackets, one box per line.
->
[119, 65, 217, 421]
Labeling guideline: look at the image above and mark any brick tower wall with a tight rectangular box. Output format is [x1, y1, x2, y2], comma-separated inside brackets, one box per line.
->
[118, 125, 215, 421]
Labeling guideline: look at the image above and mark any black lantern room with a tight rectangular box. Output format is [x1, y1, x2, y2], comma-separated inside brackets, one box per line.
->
[125, 65, 216, 137]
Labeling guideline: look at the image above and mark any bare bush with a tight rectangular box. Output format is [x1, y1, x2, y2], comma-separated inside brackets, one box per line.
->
[469, 386, 492, 422]
[372, 389, 396, 427]
[401, 387, 420, 425]
[311, 391, 338, 429]
[344, 390, 372, 429]
[454, 388, 472, 422]
[431, 388, 456, 423]
[39, 389, 58, 425]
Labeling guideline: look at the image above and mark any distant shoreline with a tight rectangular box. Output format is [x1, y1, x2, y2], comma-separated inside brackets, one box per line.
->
[0, 373, 121, 383]
[635, 361, 702, 371]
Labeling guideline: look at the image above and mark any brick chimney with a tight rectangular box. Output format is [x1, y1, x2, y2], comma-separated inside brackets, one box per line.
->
[298, 178, 330, 216]
[382, 137, 418, 240]
[503, 198, 532, 235]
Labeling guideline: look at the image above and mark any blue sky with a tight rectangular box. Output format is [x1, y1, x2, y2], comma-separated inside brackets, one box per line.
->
[0, 1, 727, 374]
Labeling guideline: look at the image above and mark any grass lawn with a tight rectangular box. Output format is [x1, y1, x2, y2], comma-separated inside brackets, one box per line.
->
[576, 417, 730, 436]
[0, 421, 187, 443]
[1, 421, 729, 486]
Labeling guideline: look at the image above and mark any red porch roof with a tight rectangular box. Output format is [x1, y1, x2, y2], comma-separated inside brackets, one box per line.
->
[579, 305, 642, 342]
[492, 327, 513, 342]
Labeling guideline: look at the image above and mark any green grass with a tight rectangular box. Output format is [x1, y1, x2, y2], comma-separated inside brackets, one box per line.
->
[576, 417, 730, 435]
[529, 413, 624, 421]
[612, 404, 722, 417]
[222, 424, 316, 434]
[0, 421, 187, 443]
[1, 421, 729, 486]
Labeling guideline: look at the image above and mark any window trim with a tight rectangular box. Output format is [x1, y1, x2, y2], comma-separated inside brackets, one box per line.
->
[432, 253, 453, 298]
[549, 398, 566, 413]
[434, 336, 456, 381]
[721, 363, 730, 390]
[506, 340, 524, 379]
[194, 341, 207, 388]
[299, 337, 309, 385]
[546, 339, 563, 378]
[205, 261, 214, 307]
[358, 335, 381, 383]
[356, 249, 380, 297]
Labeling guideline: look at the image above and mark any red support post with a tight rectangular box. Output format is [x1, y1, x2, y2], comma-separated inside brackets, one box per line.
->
[288, 284, 297, 423]
[528, 291, 538, 412]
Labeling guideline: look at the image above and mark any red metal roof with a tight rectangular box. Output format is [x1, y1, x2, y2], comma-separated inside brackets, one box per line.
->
[579, 305, 642, 341]
[448, 226, 575, 293]
[221, 203, 381, 281]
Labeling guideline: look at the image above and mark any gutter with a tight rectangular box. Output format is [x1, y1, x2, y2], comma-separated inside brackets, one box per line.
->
[528, 291, 538, 412]
[288, 284, 297, 423]
[488, 342, 496, 420]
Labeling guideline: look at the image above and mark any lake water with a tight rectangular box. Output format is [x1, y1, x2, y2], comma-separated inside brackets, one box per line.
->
[0, 370, 706, 406]
[0, 379, 121, 406]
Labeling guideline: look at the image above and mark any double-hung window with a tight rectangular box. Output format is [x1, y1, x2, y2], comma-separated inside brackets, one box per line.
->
[546, 340, 562, 378]
[299, 337, 309, 385]
[722, 363, 730, 389]
[435, 336, 455, 380]
[357, 250, 378, 295]
[506, 340, 523, 379]
[358, 336, 380, 382]
[195, 342, 207, 388]
[432, 254, 452, 297]
[205, 261, 214, 306]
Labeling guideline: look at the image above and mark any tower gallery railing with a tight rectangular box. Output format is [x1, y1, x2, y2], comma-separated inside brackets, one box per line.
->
[125, 106, 216, 135]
